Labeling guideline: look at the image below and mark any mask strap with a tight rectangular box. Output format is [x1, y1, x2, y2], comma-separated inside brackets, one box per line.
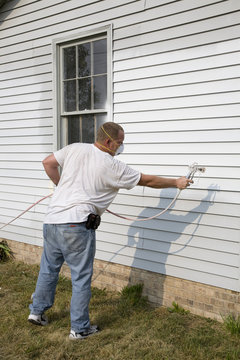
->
[101, 126, 116, 144]
[96, 142, 115, 154]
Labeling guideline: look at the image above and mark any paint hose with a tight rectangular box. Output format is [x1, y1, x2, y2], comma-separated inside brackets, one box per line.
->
[0, 163, 205, 230]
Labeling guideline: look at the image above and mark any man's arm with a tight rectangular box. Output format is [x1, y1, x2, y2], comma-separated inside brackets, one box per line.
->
[138, 173, 192, 190]
[42, 154, 60, 186]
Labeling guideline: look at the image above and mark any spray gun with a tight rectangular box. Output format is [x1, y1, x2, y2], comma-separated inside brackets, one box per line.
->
[186, 162, 206, 180]
[107, 163, 207, 221]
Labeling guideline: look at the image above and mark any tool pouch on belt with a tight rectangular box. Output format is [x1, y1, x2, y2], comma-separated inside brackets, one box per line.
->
[86, 213, 101, 230]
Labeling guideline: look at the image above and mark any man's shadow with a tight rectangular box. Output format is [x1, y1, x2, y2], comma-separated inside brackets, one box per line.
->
[127, 185, 219, 305]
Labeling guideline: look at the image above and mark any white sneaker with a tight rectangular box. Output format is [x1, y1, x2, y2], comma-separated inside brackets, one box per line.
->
[28, 313, 48, 326]
[69, 325, 99, 340]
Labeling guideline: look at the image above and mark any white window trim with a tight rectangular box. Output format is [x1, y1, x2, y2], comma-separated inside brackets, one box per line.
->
[52, 24, 113, 151]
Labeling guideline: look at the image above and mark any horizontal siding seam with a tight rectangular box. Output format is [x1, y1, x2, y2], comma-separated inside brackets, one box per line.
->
[98, 228, 239, 246]
[114, 63, 240, 83]
[0, 1, 228, 42]
[0, 0, 44, 14]
[0, 1, 139, 41]
[0, 45, 51, 63]
[101, 220, 240, 238]
[0, 127, 52, 132]
[113, 104, 240, 115]
[121, 129, 240, 134]
[114, 7, 240, 41]
[0, 72, 52, 83]
[113, 50, 240, 71]
[97, 239, 239, 259]
[0, 58, 51, 72]
[0, 98, 53, 107]
[95, 249, 239, 280]
[114, 77, 240, 94]
[113, 23, 240, 51]
[0, 84, 51, 95]
[0, 118, 52, 124]
[114, 90, 240, 104]
[117, 116, 240, 124]
[0, 108, 53, 115]
[115, 0, 226, 32]
[0, 0, 106, 32]
[114, 100, 240, 109]
[2, 4, 237, 51]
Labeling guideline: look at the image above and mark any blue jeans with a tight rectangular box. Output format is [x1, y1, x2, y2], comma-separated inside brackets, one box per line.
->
[29, 223, 96, 332]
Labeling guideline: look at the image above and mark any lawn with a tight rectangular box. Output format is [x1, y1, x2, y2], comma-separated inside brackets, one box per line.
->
[0, 261, 240, 360]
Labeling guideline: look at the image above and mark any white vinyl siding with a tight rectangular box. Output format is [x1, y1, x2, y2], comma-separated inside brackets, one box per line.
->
[0, 0, 239, 292]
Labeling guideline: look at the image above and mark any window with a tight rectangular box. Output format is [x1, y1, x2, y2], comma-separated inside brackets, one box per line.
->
[56, 29, 111, 147]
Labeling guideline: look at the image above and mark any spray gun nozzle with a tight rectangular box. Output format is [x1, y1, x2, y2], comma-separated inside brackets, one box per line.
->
[186, 163, 206, 179]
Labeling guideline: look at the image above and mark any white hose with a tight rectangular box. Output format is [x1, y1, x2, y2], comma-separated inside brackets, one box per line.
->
[106, 189, 181, 221]
[0, 163, 205, 229]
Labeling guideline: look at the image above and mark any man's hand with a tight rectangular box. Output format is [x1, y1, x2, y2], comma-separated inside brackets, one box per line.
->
[176, 176, 193, 189]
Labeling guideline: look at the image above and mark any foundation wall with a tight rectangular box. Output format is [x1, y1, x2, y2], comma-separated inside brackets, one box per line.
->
[5, 239, 240, 322]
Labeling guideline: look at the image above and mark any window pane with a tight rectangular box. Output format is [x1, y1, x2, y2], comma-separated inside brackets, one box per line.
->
[61, 36, 108, 117]
[78, 78, 91, 110]
[82, 115, 95, 143]
[68, 116, 80, 144]
[96, 114, 107, 130]
[63, 46, 76, 79]
[64, 80, 76, 112]
[78, 43, 91, 77]
[93, 39, 107, 75]
[93, 75, 107, 109]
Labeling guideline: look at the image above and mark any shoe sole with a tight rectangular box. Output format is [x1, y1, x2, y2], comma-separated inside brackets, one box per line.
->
[28, 318, 47, 326]
[69, 336, 85, 340]
[69, 331, 99, 341]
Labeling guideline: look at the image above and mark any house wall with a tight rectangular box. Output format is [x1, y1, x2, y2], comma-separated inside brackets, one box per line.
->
[0, 0, 239, 303]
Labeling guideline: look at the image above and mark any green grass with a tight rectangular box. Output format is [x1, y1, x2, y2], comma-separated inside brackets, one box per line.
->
[167, 301, 190, 314]
[222, 314, 240, 335]
[0, 240, 14, 261]
[0, 261, 240, 360]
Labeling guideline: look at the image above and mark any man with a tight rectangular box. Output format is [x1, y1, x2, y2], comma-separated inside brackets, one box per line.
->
[28, 122, 192, 340]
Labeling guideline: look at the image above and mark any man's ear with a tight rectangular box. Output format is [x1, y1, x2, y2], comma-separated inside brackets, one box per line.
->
[105, 138, 111, 146]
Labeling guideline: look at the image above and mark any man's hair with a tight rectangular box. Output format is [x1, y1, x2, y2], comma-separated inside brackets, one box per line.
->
[96, 122, 124, 142]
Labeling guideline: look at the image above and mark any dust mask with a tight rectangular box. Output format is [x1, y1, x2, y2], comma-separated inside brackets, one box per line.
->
[115, 143, 124, 155]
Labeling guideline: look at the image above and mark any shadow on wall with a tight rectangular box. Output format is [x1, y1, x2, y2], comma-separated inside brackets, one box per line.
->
[126, 184, 219, 305]
[0, 0, 20, 22]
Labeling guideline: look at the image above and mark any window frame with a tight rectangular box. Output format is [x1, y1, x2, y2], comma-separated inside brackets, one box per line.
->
[52, 25, 112, 150]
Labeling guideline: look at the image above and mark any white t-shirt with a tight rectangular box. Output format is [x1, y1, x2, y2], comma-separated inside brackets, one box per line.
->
[44, 143, 141, 224]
